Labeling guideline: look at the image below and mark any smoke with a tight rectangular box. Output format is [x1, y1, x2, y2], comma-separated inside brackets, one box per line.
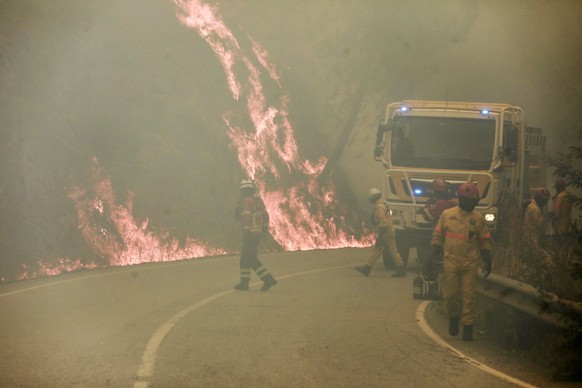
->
[0, 0, 581, 280]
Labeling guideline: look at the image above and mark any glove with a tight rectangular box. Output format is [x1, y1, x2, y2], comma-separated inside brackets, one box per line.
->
[481, 250, 492, 278]
[425, 244, 442, 280]
[431, 244, 442, 263]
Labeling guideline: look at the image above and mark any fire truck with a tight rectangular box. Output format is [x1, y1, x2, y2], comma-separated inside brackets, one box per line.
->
[373, 100, 546, 269]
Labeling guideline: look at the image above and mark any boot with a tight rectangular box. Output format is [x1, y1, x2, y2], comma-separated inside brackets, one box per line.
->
[355, 264, 371, 277]
[448, 316, 459, 336]
[234, 279, 249, 291]
[391, 268, 407, 278]
[261, 274, 277, 291]
[462, 325, 474, 341]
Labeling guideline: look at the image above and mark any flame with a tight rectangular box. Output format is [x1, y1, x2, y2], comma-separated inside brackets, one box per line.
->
[13, 0, 373, 282]
[17, 259, 99, 281]
[174, 0, 373, 250]
[65, 157, 229, 268]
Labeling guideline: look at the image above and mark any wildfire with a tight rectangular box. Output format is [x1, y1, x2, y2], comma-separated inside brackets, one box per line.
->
[15, 0, 372, 282]
[67, 157, 229, 268]
[174, 0, 373, 250]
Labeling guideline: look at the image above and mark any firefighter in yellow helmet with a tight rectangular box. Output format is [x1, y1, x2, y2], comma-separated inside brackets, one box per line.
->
[234, 179, 277, 291]
[524, 187, 550, 243]
[355, 188, 407, 278]
[429, 182, 492, 341]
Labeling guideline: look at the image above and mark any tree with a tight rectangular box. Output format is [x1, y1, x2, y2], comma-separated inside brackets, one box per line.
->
[546, 130, 582, 211]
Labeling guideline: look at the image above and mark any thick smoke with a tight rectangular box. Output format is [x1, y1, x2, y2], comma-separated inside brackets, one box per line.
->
[0, 0, 581, 280]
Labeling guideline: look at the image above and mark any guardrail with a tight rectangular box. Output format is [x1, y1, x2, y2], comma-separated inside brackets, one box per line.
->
[476, 273, 582, 329]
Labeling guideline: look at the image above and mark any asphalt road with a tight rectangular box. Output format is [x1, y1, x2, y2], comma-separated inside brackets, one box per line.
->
[0, 248, 568, 387]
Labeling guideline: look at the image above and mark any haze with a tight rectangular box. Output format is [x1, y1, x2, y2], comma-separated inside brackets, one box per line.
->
[1, 0, 581, 280]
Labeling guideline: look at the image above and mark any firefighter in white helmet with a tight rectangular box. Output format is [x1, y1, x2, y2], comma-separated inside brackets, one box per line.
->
[429, 181, 492, 341]
[234, 179, 277, 291]
[355, 188, 407, 278]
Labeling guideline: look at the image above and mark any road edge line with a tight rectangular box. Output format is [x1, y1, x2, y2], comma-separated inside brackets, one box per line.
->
[415, 300, 536, 388]
[134, 263, 355, 387]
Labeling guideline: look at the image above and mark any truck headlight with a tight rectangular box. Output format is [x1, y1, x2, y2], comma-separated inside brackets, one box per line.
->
[485, 213, 495, 222]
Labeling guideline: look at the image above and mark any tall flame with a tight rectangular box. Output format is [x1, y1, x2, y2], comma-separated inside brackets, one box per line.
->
[14, 0, 372, 282]
[67, 157, 229, 267]
[174, 0, 372, 250]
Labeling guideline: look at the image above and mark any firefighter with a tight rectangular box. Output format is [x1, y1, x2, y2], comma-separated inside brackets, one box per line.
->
[355, 188, 407, 278]
[551, 178, 572, 242]
[421, 180, 455, 272]
[524, 187, 550, 242]
[422, 179, 455, 225]
[429, 182, 492, 341]
[234, 179, 277, 291]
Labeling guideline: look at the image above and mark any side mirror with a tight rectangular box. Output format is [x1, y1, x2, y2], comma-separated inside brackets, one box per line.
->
[374, 120, 391, 161]
[504, 146, 518, 164]
[377, 119, 391, 133]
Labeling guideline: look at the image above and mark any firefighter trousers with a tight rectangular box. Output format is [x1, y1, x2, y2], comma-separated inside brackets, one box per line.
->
[368, 232, 404, 268]
[240, 232, 271, 281]
[442, 260, 478, 326]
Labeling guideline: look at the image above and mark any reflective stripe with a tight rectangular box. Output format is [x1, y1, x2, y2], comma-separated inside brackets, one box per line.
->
[256, 266, 267, 278]
[444, 231, 491, 241]
[444, 231, 468, 240]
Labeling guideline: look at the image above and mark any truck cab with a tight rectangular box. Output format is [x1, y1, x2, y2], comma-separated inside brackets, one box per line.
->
[373, 100, 545, 267]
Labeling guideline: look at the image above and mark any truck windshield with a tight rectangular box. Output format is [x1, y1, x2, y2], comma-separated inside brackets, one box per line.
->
[390, 116, 495, 170]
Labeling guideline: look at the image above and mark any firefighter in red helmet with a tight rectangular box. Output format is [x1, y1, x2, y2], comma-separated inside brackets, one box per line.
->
[429, 181, 493, 341]
[234, 179, 277, 291]
[422, 179, 455, 224]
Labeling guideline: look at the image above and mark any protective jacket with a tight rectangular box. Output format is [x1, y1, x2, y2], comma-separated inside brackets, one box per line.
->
[423, 198, 455, 224]
[524, 200, 545, 238]
[372, 200, 395, 236]
[237, 195, 269, 235]
[552, 191, 572, 235]
[431, 206, 492, 265]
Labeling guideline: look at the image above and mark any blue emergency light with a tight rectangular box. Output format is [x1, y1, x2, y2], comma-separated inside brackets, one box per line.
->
[481, 109, 489, 115]
[401, 106, 409, 112]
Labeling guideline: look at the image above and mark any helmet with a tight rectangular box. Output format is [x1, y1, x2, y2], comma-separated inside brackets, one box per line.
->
[555, 178, 567, 190]
[431, 179, 449, 193]
[457, 182, 479, 199]
[368, 188, 382, 201]
[534, 187, 550, 200]
[240, 179, 255, 190]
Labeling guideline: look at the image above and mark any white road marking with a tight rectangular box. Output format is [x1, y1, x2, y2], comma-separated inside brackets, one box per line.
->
[133, 263, 355, 388]
[0, 256, 233, 299]
[3, 259, 534, 387]
[415, 301, 537, 388]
